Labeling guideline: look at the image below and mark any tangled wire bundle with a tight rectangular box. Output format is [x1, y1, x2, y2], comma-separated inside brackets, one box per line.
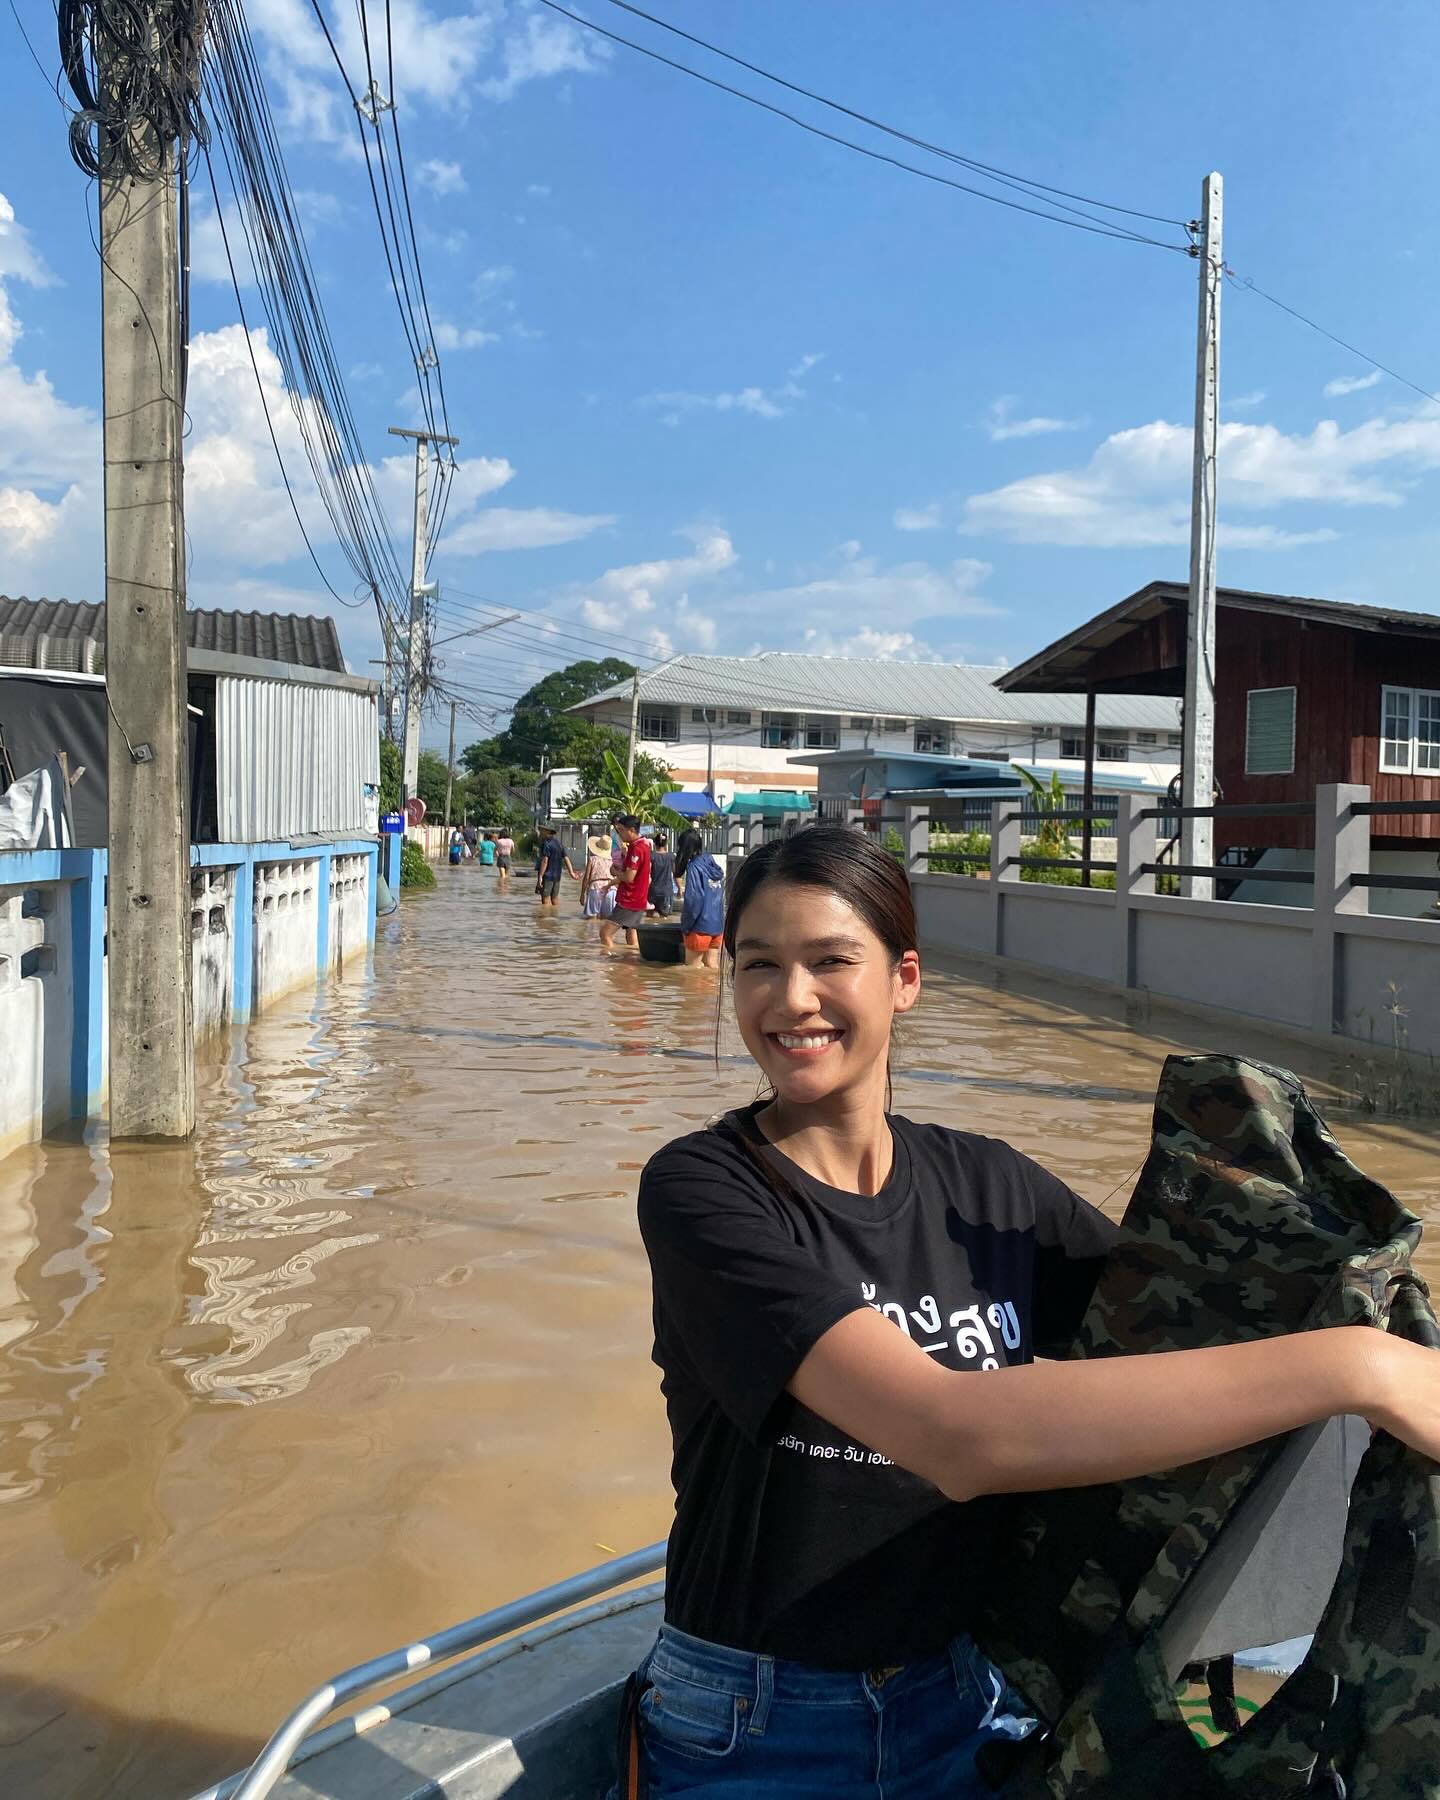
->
[58, 0, 208, 178]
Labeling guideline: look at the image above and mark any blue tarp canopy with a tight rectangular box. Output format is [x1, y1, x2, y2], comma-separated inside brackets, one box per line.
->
[663, 789, 723, 818]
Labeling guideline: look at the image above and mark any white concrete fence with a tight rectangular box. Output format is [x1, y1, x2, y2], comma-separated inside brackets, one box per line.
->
[885, 785, 1440, 1060]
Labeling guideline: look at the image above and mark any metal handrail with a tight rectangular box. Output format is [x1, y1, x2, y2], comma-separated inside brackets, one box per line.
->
[1351, 871, 1440, 892]
[215, 1541, 667, 1800]
[1350, 799, 1440, 816]
[1139, 801, 1317, 821]
[1140, 861, 1314, 885]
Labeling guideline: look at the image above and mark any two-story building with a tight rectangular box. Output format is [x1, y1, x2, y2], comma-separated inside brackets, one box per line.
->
[997, 580, 1440, 915]
[569, 653, 1182, 806]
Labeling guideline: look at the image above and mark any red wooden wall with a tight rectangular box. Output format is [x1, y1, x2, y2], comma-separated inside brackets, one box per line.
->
[1214, 611, 1440, 850]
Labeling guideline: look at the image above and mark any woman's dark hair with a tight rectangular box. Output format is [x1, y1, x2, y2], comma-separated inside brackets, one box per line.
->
[721, 827, 917, 965]
[674, 827, 705, 879]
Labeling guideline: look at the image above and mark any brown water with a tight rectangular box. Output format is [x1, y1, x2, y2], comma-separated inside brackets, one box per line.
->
[1, 870, 1437, 1800]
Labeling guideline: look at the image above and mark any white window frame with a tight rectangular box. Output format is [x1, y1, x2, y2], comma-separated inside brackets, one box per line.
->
[726, 710, 751, 726]
[1244, 686, 1297, 777]
[1380, 684, 1440, 775]
[1095, 739, 1129, 763]
[641, 710, 678, 743]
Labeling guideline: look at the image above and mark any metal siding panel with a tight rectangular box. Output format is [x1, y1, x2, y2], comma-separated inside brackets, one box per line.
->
[215, 677, 378, 841]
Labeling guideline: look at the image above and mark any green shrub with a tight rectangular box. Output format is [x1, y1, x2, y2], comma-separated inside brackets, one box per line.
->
[400, 838, 435, 889]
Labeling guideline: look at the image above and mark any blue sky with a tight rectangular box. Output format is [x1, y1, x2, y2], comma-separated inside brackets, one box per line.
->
[4, 0, 1440, 743]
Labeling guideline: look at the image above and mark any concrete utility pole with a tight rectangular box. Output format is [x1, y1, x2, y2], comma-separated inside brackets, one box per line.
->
[444, 699, 457, 825]
[388, 425, 459, 802]
[102, 23, 195, 1138]
[625, 669, 642, 783]
[1181, 172, 1223, 901]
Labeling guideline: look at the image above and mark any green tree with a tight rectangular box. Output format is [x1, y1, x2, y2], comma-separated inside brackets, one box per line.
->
[569, 748, 686, 832]
[378, 736, 402, 816]
[416, 749, 459, 820]
[464, 657, 635, 771]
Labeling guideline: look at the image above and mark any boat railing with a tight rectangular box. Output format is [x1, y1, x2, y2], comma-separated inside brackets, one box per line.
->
[190, 1540, 668, 1800]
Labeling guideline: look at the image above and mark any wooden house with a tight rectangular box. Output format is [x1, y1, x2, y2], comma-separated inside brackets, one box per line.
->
[998, 582, 1440, 856]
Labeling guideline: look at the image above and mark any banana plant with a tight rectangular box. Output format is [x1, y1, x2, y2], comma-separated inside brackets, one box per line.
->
[568, 749, 689, 833]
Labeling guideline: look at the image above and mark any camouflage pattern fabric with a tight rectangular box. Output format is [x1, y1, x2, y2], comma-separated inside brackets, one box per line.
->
[973, 1053, 1439, 1799]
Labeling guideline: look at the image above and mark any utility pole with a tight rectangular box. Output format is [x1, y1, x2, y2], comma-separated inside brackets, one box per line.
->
[626, 669, 642, 783]
[444, 699, 457, 825]
[101, 14, 195, 1138]
[388, 425, 459, 804]
[1181, 172, 1223, 901]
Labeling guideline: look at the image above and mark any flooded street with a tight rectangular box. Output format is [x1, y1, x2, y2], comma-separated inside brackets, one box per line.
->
[2, 869, 1438, 1800]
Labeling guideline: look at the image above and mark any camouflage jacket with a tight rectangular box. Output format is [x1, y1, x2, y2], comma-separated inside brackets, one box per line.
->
[975, 1054, 1438, 1799]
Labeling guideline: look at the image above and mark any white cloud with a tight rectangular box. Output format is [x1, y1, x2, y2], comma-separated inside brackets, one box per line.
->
[962, 410, 1440, 549]
[443, 506, 614, 553]
[243, 0, 606, 151]
[480, 8, 611, 100]
[640, 354, 826, 427]
[418, 158, 467, 196]
[526, 183, 552, 198]
[433, 322, 499, 350]
[801, 625, 934, 659]
[986, 396, 1084, 442]
[1324, 370, 1383, 397]
[349, 360, 384, 381]
[578, 529, 737, 630]
[893, 503, 942, 531]
[0, 193, 57, 286]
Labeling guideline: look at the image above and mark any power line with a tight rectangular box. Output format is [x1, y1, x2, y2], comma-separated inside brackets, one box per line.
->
[599, 0, 1186, 230]
[535, 0, 1190, 253]
[1224, 269, 1440, 412]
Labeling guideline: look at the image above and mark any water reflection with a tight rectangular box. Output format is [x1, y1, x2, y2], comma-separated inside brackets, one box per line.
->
[0, 874, 1435, 1799]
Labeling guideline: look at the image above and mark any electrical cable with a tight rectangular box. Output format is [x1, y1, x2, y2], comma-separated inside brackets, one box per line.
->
[1224, 268, 1440, 411]
[534, 0, 1190, 252]
[599, 0, 1187, 229]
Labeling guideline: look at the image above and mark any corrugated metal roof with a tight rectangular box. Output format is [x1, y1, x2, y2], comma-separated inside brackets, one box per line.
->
[0, 597, 348, 674]
[574, 653, 1180, 730]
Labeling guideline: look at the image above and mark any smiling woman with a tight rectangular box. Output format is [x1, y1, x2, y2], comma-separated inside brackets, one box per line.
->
[621, 825, 1440, 1800]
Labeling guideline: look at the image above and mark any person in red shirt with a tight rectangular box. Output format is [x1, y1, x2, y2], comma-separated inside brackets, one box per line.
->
[599, 814, 651, 952]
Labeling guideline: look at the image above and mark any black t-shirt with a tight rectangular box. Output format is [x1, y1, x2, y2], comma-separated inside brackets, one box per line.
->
[637, 1103, 1119, 1670]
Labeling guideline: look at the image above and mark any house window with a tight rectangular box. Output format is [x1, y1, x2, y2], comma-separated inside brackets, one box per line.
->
[1059, 736, 1083, 758]
[691, 706, 719, 724]
[1380, 684, 1440, 774]
[1135, 732, 1157, 747]
[1245, 686, 1297, 776]
[762, 713, 798, 749]
[805, 724, 839, 749]
[1167, 732, 1182, 748]
[1096, 739, 1128, 762]
[641, 711, 678, 742]
[849, 716, 874, 730]
[726, 710, 751, 726]
[914, 730, 950, 755]
[882, 718, 907, 732]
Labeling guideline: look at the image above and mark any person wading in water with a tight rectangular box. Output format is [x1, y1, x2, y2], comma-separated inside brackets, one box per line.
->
[622, 826, 1440, 1799]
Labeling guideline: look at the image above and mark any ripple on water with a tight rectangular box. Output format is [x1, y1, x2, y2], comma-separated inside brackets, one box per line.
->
[0, 878, 1436, 1800]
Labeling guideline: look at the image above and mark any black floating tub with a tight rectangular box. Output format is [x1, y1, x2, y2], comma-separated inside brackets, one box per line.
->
[636, 921, 685, 964]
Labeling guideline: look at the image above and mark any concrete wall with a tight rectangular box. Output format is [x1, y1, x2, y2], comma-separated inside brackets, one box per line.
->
[0, 837, 379, 1157]
[896, 786, 1440, 1060]
[252, 858, 321, 1012]
[327, 852, 370, 974]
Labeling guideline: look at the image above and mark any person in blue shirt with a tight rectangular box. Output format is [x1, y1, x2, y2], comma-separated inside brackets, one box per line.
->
[536, 828, 579, 907]
[676, 828, 725, 968]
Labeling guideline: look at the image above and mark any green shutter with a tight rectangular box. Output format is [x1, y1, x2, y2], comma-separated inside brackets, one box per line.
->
[1245, 687, 1296, 776]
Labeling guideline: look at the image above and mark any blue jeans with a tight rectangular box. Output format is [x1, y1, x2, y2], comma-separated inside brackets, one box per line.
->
[632, 1622, 1036, 1798]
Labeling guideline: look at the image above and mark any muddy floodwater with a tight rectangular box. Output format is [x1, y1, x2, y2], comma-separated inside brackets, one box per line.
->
[1, 869, 1437, 1799]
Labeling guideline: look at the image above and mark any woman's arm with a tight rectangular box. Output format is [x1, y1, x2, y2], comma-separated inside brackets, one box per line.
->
[789, 1307, 1433, 1502]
